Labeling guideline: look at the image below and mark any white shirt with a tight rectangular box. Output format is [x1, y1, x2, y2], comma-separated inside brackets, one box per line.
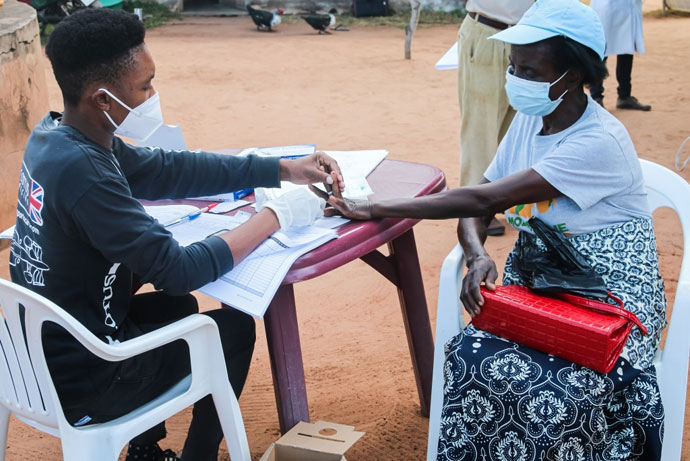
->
[590, 0, 645, 56]
[484, 96, 650, 235]
[465, 0, 534, 25]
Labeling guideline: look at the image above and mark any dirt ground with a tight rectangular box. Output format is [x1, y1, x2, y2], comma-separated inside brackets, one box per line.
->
[2, 2, 690, 459]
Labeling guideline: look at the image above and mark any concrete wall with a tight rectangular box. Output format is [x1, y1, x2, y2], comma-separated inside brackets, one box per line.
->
[0, 0, 49, 250]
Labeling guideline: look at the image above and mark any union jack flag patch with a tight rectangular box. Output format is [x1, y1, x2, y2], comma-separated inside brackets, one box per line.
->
[28, 179, 44, 226]
[18, 162, 45, 227]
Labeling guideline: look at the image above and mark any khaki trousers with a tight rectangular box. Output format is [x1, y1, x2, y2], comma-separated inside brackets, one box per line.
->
[458, 14, 515, 186]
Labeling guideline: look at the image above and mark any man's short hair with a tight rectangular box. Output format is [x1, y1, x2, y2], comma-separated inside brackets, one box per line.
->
[45, 9, 146, 106]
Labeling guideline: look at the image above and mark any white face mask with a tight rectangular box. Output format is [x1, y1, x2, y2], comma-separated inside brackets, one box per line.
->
[504, 67, 569, 117]
[100, 88, 163, 141]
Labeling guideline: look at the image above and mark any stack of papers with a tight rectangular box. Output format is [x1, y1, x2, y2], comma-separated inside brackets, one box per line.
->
[145, 205, 336, 317]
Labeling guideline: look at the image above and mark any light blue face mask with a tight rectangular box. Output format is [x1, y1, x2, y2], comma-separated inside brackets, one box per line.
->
[505, 67, 569, 116]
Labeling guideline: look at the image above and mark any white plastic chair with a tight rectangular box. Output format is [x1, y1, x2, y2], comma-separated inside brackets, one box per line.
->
[0, 278, 251, 461]
[426, 159, 690, 461]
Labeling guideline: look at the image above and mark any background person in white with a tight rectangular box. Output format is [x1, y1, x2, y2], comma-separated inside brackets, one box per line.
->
[457, 0, 533, 236]
[589, 0, 651, 111]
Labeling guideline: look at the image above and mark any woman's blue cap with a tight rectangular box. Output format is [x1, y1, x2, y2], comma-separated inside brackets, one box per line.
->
[489, 0, 606, 60]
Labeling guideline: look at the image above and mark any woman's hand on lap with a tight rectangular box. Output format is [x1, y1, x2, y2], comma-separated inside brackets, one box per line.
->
[461, 254, 498, 317]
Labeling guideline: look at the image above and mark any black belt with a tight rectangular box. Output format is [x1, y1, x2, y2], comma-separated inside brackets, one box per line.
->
[468, 11, 510, 31]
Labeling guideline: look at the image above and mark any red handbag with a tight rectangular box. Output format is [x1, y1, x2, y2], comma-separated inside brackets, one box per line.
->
[472, 285, 648, 374]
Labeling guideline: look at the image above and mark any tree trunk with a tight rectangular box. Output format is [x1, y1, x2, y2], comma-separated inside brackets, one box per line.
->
[404, 0, 422, 60]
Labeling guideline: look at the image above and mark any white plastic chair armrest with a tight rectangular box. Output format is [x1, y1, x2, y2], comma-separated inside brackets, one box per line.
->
[36, 313, 217, 363]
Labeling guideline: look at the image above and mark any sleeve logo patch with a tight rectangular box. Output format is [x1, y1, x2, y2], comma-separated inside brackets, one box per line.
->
[18, 162, 45, 227]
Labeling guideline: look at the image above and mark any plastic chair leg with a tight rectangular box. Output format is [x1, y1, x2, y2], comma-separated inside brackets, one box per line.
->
[0, 405, 9, 461]
[60, 432, 122, 461]
[211, 389, 251, 461]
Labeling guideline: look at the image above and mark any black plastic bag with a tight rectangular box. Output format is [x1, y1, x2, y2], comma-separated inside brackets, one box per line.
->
[511, 217, 609, 299]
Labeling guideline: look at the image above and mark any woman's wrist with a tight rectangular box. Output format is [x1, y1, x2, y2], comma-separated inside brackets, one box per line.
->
[466, 251, 492, 268]
[369, 201, 384, 218]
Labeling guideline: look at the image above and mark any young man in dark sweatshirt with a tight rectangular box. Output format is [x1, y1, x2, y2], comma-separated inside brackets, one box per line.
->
[10, 9, 343, 461]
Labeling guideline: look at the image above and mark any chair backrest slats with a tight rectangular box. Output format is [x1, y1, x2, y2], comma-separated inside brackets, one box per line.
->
[0, 294, 31, 411]
[7, 298, 46, 413]
[0, 285, 59, 428]
[0, 324, 21, 405]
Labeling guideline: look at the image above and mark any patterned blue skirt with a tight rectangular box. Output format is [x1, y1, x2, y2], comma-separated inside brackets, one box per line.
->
[437, 218, 666, 460]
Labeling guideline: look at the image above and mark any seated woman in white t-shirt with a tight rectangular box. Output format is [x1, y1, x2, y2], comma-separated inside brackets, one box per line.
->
[316, 0, 666, 458]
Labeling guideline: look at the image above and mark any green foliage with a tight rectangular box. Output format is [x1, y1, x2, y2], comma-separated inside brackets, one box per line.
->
[40, 24, 56, 45]
[123, 0, 180, 28]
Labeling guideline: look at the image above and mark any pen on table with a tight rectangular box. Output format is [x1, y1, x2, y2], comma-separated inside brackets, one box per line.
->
[164, 202, 220, 227]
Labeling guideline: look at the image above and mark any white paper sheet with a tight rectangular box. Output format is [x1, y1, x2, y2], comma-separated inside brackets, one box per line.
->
[168, 214, 249, 246]
[143, 204, 336, 317]
[255, 144, 316, 157]
[323, 149, 389, 181]
[435, 42, 459, 70]
[145, 204, 199, 226]
[200, 226, 335, 317]
[313, 216, 350, 229]
[0, 226, 15, 239]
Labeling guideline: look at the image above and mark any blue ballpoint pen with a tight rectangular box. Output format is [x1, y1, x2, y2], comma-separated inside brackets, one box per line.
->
[164, 202, 220, 227]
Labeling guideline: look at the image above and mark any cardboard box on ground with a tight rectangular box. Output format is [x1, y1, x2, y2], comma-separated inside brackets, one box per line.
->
[260, 421, 364, 461]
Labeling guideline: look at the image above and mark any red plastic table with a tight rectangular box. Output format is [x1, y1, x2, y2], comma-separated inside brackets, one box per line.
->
[255, 160, 445, 435]
[203, 151, 446, 433]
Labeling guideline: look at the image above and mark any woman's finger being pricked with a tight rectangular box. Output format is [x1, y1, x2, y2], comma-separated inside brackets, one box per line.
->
[330, 172, 344, 198]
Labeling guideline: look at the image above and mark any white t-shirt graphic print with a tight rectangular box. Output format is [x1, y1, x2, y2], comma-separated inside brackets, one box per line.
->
[484, 95, 650, 235]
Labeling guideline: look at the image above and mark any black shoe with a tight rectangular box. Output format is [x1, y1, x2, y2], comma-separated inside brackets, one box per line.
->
[126, 443, 180, 461]
[616, 96, 651, 111]
[487, 217, 505, 237]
